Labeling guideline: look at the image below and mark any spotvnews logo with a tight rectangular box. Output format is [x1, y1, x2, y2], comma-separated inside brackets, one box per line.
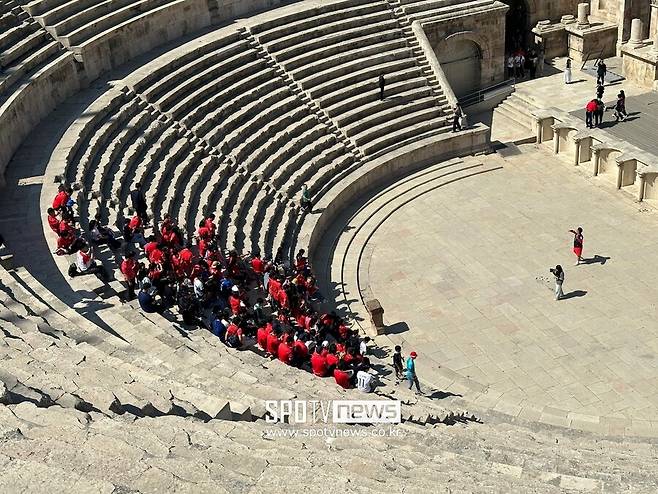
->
[264, 399, 401, 424]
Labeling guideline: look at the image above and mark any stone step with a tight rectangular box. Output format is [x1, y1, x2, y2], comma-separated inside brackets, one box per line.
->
[184, 62, 276, 133]
[48, 0, 138, 38]
[75, 95, 143, 189]
[273, 18, 400, 64]
[253, 0, 386, 44]
[309, 57, 418, 101]
[130, 31, 242, 95]
[342, 94, 439, 137]
[0, 37, 60, 97]
[299, 46, 414, 90]
[58, 0, 176, 48]
[324, 76, 433, 117]
[289, 37, 409, 82]
[157, 43, 257, 116]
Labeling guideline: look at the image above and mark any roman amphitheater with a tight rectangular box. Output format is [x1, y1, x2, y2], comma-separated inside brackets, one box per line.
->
[3, 0, 658, 491]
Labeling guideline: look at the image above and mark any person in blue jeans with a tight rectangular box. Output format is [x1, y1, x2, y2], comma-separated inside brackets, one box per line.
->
[406, 351, 422, 394]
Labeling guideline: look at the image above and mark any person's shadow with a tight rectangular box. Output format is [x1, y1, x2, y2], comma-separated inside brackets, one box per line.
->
[561, 290, 587, 300]
[580, 254, 610, 265]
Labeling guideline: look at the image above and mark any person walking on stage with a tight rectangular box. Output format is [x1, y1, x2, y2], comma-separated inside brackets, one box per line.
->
[594, 98, 604, 127]
[379, 74, 385, 100]
[550, 265, 565, 301]
[597, 60, 607, 85]
[569, 227, 584, 265]
[614, 90, 628, 121]
[585, 99, 597, 128]
[564, 58, 572, 84]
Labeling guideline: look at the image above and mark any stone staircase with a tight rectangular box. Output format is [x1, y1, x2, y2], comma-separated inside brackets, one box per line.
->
[491, 89, 540, 143]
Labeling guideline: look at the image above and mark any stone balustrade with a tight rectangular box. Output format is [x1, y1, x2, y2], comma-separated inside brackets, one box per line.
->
[533, 108, 658, 202]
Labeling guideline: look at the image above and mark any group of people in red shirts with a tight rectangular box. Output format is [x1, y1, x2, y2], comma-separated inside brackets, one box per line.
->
[47, 180, 376, 392]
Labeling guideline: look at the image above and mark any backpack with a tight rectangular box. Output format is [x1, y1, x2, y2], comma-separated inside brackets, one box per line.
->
[226, 333, 240, 348]
[68, 263, 78, 277]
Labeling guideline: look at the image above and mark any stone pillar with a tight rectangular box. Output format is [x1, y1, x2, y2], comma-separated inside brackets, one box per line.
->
[577, 3, 590, 28]
[616, 162, 624, 189]
[553, 129, 560, 154]
[630, 18, 644, 47]
[638, 174, 646, 201]
[365, 299, 386, 335]
[574, 138, 581, 165]
[593, 148, 600, 175]
[652, 0, 658, 52]
[535, 117, 543, 143]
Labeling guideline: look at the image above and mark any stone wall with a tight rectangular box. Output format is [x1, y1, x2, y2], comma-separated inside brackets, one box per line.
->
[524, 0, 582, 25]
[424, 3, 508, 89]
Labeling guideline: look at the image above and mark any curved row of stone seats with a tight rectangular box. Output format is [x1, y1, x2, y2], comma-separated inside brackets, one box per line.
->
[0, 6, 63, 100]
[126, 31, 356, 254]
[2, 396, 658, 492]
[22, 0, 208, 50]
[250, 0, 451, 157]
[396, 0, 497, 23]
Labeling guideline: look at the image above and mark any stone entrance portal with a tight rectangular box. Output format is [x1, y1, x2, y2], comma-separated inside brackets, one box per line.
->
[436, 37, 482, 97]
[503, 0, 530, 53]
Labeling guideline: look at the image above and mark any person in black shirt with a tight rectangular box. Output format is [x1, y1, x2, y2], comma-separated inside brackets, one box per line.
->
[393, 345, 404, 384]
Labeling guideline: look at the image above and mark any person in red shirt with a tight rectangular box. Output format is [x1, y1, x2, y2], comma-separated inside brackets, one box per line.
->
[256, 325, 268, 351]
[293, 336, 309, 366]
[585, 99, 597, 128]
[120, 251, 139, 300]
[204, 214, 216, 239]
[251, 254, 265, 288]
[148, 245, 165, 265]
[325, 344, 339, 372]
[52, 184, 70, 211]
[225, 320, 244, 348]
[144, 235, 158, 257]
[47, 208, 60, 234]
[277, 336, 294, 365]
[310, 346, 328, 377]
[55, 229, 76, 255]
[228, 286, 243, 315]
[266, 329, 281, 356]
[179, 242, 195, 275]
[333, 361, 354, 389]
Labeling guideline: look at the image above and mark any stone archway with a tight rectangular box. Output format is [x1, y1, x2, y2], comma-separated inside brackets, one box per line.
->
[503, 0, 530, 53]
[436, 36, 483, 97]
[435, 31, 494, 95]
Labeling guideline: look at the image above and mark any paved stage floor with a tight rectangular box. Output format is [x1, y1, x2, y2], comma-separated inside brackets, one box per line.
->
[365, 143, 658, 427]
[570, 92, 658, 156]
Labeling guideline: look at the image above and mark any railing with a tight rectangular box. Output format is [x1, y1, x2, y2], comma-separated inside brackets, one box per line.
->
[458, 78, 516, 108]
[581, 49, 604, 70]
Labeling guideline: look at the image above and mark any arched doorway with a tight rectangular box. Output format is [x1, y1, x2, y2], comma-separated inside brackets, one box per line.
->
[436, 38, 482, 97]
[503, 0, 529, 54]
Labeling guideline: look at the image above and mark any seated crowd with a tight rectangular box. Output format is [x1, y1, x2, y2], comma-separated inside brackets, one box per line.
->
[46, 181, 378, 392]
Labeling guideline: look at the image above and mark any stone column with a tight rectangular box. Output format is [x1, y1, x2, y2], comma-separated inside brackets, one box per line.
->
[630, 18, 644, 47]
[638, 174, 646, 201]
[553, 129, 560, 154]
[652, 0, 658, 52]
[616, 162, 624, 189]
[577, 3, 590, 28]
[535, 117, 543, 143]
[592, 148, 600, 175]
[574, 138, 581, 166]
[651, 0, 658, 44]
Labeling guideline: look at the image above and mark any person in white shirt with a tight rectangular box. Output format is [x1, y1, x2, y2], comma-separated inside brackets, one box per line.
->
[73, 243, 108, 281]
[356, 363, 376, 393]
[359, 336, 370, 356]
